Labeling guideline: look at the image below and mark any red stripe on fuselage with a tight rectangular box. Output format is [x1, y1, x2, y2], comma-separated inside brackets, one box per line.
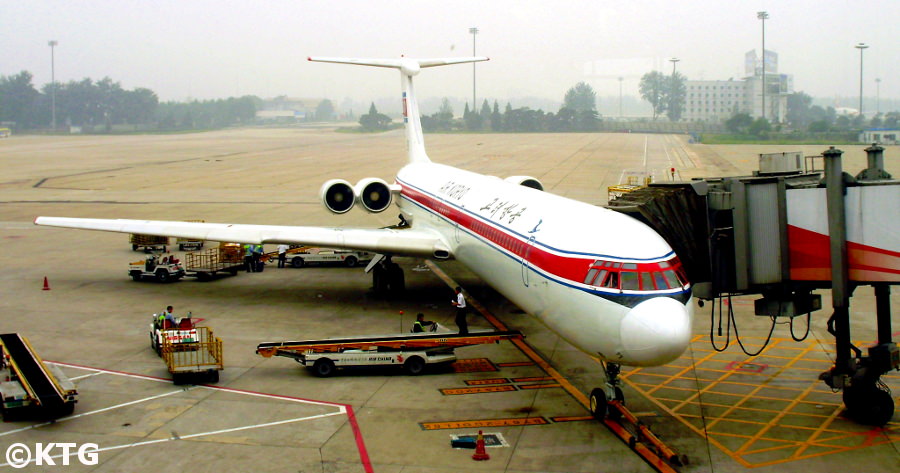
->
[400, 182, 671, 289]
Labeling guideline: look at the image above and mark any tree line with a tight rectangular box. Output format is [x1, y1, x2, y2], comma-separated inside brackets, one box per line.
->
[359, 82, 602, 133]
[0, 70, 260, 131]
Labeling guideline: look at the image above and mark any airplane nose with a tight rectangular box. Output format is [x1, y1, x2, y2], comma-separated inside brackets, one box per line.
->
[619, 297, 691, 366]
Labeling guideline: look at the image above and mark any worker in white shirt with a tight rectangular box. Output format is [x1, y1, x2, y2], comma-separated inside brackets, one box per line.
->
[277, 244, 289, 268]
[452, 286, 468, 334]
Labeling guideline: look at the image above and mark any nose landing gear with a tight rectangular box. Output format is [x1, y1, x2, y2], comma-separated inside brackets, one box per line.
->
[589, 362, 625, 420]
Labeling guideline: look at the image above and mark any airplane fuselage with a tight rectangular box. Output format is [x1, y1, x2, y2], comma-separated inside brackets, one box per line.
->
[396, 162, 693, 367]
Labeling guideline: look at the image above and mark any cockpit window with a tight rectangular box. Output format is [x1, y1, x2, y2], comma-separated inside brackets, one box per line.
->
[602, 271, 618, 289]
[621, 272, 639, 290]
[583, 257, 689, 292]
[662, 270, 680, 288]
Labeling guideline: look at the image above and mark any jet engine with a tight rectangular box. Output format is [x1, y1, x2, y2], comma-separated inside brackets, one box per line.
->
[354, 177, 393, 213]
[505, 175, 544, 191]
[319, 179, 356, 214]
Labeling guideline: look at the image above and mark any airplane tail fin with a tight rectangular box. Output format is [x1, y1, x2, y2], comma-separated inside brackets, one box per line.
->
[308, 56, 489, 164]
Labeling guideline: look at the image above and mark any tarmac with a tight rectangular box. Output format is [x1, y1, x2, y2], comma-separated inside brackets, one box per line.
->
[0, 128, 898, 472]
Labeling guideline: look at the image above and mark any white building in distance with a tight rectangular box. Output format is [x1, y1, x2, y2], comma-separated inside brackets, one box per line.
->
[684, 50, 793, 123]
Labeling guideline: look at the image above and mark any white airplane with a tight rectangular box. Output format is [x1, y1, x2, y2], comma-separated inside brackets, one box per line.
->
[34, 56, 693, 418]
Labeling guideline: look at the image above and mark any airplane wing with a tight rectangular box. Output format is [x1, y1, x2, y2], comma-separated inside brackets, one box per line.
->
[34, 217, 451, 258]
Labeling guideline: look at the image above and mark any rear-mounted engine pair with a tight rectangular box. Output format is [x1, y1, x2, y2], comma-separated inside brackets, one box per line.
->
[319, 178, 397, 214]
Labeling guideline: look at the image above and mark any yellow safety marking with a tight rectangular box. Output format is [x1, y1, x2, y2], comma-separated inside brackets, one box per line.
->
[551, 415, 594, 423]
[623, 336, 900, 468]
[425, 260, 678, 473]
[464, 378, 510, 386]
[440, 385, 517, 395]
[497, 361, 535, 367]
[511, 376, 554, 383]
[424, 260, 590, 406]
[518, 383, 562, 390]
[420, 417, 549, 430]
[451, 358, 498, 373]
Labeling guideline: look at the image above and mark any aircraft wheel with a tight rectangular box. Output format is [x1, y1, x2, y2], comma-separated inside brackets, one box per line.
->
[589, 388, 607, 420]
[387, 263, 405, 293]
[608, 387, 625, 421]
[313, 358, 336, 378]
[155, 269, 170, 283]
[844, 384, 895, 426]
[345, 256, 358, 267]
[372, 264, 388, 292]
[404, 356, 426, 376]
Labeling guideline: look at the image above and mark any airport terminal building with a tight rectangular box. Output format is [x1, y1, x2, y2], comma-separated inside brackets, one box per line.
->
[684, 50, 792, 123]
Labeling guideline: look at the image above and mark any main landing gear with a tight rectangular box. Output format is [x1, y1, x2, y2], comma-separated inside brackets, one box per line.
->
[590, 362, 625, 421]
[371, 255, 405, 294]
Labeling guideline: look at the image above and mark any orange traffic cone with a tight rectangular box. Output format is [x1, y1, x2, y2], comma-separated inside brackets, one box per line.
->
[42, 276, 51, 291]
[472, 430, 490, 461]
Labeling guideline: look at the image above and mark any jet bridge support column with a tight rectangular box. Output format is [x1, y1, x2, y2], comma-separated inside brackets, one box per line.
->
[820, 147, 897, 425]
[823, 147, 853, 381]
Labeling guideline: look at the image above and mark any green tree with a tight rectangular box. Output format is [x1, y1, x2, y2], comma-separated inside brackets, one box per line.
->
[359, 102, 391, 131]
[463, 102, 482, 130]
[639, 71, 667, 120]
[748, 117, 771, 137]
[725, 112, 753, 134]
[786, 92, 813, 129]
[315, 99, 335, 121]
[0, 71, 41, 129]
[479, 99, 492, 130]
[665, 72, 686, 122]
[563, 82, 597, 113]
[491, 100, 502, 131]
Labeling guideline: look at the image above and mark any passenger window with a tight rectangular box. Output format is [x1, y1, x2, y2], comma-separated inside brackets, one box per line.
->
[621, 272, 639, 290]
[653, 272, 668, 289]
[640, 272, 653, 290]
[584, 269, 598, 285]
[603, 272, 619, 289]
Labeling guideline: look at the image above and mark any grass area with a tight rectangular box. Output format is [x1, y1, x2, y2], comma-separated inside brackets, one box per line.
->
[700, 133, 861, 145]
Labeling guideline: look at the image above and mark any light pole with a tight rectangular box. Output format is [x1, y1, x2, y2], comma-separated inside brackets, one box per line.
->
[669, 57, 680, 76]
[469, 27, 478, 110]
[855, 43, 868, 118]
[48, 40, 58, 131]
[875, 78, 881, 115]
[757, 11, 768, 121]
[618, 77, 624, 119]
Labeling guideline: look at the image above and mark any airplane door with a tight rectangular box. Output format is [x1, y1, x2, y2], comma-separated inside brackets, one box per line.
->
[521, 235, 535, 287]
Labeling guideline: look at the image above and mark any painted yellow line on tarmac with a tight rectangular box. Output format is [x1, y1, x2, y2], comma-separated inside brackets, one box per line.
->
[465, 378, 510, 386]
[440, 385, 517, 395]
[420, 417, 549, 430]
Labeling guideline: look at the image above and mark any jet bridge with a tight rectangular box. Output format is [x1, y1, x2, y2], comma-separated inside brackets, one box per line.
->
[607, 144, 899, 425]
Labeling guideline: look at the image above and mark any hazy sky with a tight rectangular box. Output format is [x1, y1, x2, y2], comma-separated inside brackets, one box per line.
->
[3, 1, 898, 111]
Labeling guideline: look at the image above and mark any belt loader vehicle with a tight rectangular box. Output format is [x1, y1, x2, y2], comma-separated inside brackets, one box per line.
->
[1, 333, 77, 420]
[257, 330, 523, 377]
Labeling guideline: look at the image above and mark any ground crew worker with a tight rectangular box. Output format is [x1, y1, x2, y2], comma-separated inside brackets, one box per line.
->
[159, 305, 177, 327]
[412, 313, 436, 333]
[452, 287, 468, 334]
[251, 244, 263, 272]
[244, 244, 255, 272]
[277, 244, 289, 268]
